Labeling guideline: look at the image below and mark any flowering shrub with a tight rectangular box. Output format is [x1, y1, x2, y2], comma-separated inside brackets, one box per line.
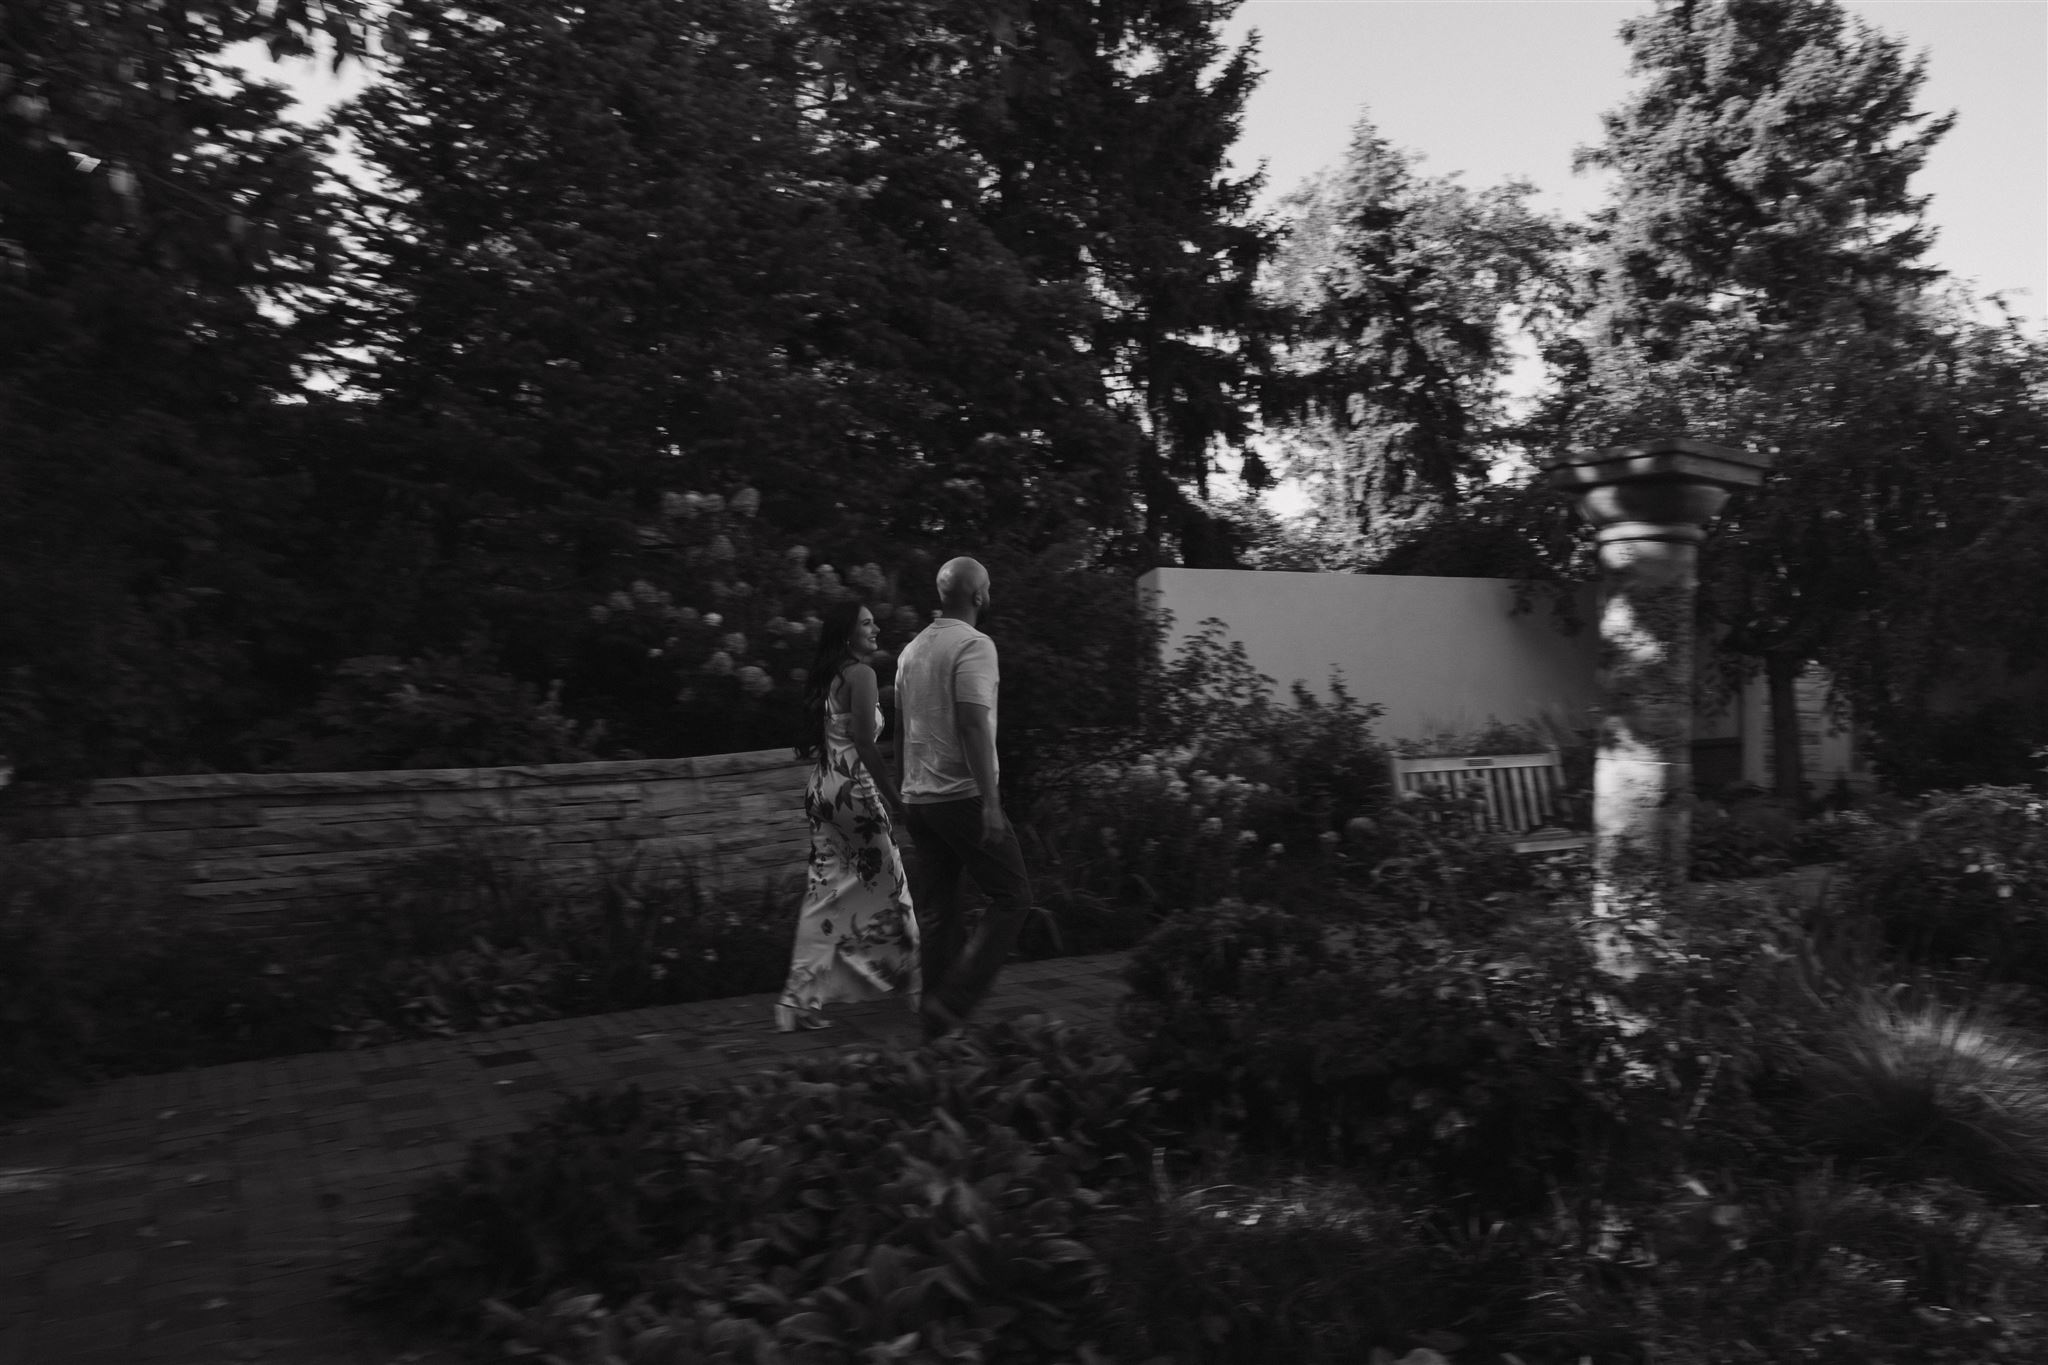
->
[569, 488, 900, 758]
[1023, 619, 1398, 942]
[1363, 782, 1541, 929]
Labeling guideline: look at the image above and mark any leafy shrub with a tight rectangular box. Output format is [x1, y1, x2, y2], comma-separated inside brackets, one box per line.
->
[0, 842, 334, 1114]
[1022, 620, 1395, 942]
[1361, 783, 1542, 930]
[268, 639, 609, 771]
[1794, 804, 1890, 865]
[348, 1017, 1157, 1364]
[329, 841, 796, 1047]
[1094, 1159, 2048, 1364]
[1086, 1168, 1540, 1365]
[1842, 785, 2048, 987]
[1141, 619, 1393, 843]
[1118, 874, 1867, 1220]
[333, 939, 568, 1045]
[0, 829, 804, 1102]
[1688, 796, 1799, 882]
[1868, 697, 2048, 796]
[1021, 749, 1267, 942]
[1225, 678, 1394, 855]
[1117, 898, 1728, 1217]
[1604, 1172, 2048, 1364]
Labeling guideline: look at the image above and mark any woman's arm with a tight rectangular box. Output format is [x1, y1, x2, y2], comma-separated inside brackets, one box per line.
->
[844, 663, 905, 815]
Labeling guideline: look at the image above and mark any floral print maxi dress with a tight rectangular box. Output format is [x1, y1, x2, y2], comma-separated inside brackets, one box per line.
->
[780, 703, 921, 1012]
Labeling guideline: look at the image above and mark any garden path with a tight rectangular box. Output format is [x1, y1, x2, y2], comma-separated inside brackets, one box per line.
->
[0, 952, 1131, 1365]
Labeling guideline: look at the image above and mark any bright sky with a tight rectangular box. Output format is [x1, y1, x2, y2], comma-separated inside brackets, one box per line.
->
[1224, 0, 2047, 327]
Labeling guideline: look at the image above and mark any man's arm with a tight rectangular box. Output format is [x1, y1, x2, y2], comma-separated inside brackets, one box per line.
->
[955, 702, 1005, 849]
[845, 664, 903, 817]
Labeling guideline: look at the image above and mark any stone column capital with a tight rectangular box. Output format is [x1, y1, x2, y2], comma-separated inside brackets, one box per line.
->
[1545, 437, 1771, 545]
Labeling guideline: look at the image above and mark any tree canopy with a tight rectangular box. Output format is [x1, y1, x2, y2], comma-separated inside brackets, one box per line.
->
[1262, 116, 1569, 565]
[0, 0, 378, 779]
[1555, 0, 2048, 799]
[1, 0, 1280, 783]
[4, 0, 2041, 795]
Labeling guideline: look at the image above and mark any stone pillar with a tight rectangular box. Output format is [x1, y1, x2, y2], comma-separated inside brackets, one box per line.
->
[1546, 438, 1770, 971]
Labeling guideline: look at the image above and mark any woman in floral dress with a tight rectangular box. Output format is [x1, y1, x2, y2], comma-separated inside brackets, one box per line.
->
[776, 600, 921, 1030]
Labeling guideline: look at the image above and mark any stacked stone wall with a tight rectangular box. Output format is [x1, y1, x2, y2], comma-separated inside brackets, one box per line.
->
[0, 751, 812, 943]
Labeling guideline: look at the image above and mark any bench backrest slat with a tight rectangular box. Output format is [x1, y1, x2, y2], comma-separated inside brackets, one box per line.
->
[1388, 750, 1568, 835]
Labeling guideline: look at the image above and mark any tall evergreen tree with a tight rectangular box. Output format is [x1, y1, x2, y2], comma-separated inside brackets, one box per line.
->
[0, 0, 372, 779]
[960, 0, 1278, 566]
[331, 0, 1278, 587]
[1264, 116, 1568, 565]
[1560, 0, 1967, 802]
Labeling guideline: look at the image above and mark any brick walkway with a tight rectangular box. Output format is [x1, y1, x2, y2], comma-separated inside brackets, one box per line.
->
[0, 953, 1131, 1365]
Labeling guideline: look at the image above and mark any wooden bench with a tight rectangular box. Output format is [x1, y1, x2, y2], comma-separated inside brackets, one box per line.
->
[1388, 751, 1591, 855]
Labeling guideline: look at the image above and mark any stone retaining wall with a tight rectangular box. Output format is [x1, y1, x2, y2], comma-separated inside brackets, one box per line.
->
[0, 751, 813, 942]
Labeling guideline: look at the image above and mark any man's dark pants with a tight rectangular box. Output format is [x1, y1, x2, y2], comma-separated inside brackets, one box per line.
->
[901, 795, 1033, 1024]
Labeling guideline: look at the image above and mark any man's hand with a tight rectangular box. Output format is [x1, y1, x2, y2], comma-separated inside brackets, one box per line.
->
[980, 802, 1007, 851]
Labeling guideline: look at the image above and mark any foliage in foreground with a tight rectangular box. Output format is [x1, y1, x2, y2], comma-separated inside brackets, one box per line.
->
[1096, 1161, 2048, 1365]
[347, 987, 2048, 1365]
[349, 1017, 1153, 1362]
[0, 836, 799, 1116]
[0, 846, 331, 1115]
[1841, 784, 2048, 993]
[1116, 892, 1799, 1219]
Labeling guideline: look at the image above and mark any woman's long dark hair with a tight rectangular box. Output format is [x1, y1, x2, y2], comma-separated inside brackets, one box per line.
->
[794, 600, 868, 763]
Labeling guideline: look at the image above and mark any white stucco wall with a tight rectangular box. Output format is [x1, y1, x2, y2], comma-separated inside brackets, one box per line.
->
[1138, 568, 1603, 745]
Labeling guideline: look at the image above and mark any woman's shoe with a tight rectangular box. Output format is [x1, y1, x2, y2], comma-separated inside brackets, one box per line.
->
[774, 1000, 833, 1033]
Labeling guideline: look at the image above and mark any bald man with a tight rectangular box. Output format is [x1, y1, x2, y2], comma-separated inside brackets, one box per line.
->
[892, 556, 1034, 1040]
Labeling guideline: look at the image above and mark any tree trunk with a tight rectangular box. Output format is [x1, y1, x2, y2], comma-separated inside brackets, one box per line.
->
[1765, 650, 1807, 807]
